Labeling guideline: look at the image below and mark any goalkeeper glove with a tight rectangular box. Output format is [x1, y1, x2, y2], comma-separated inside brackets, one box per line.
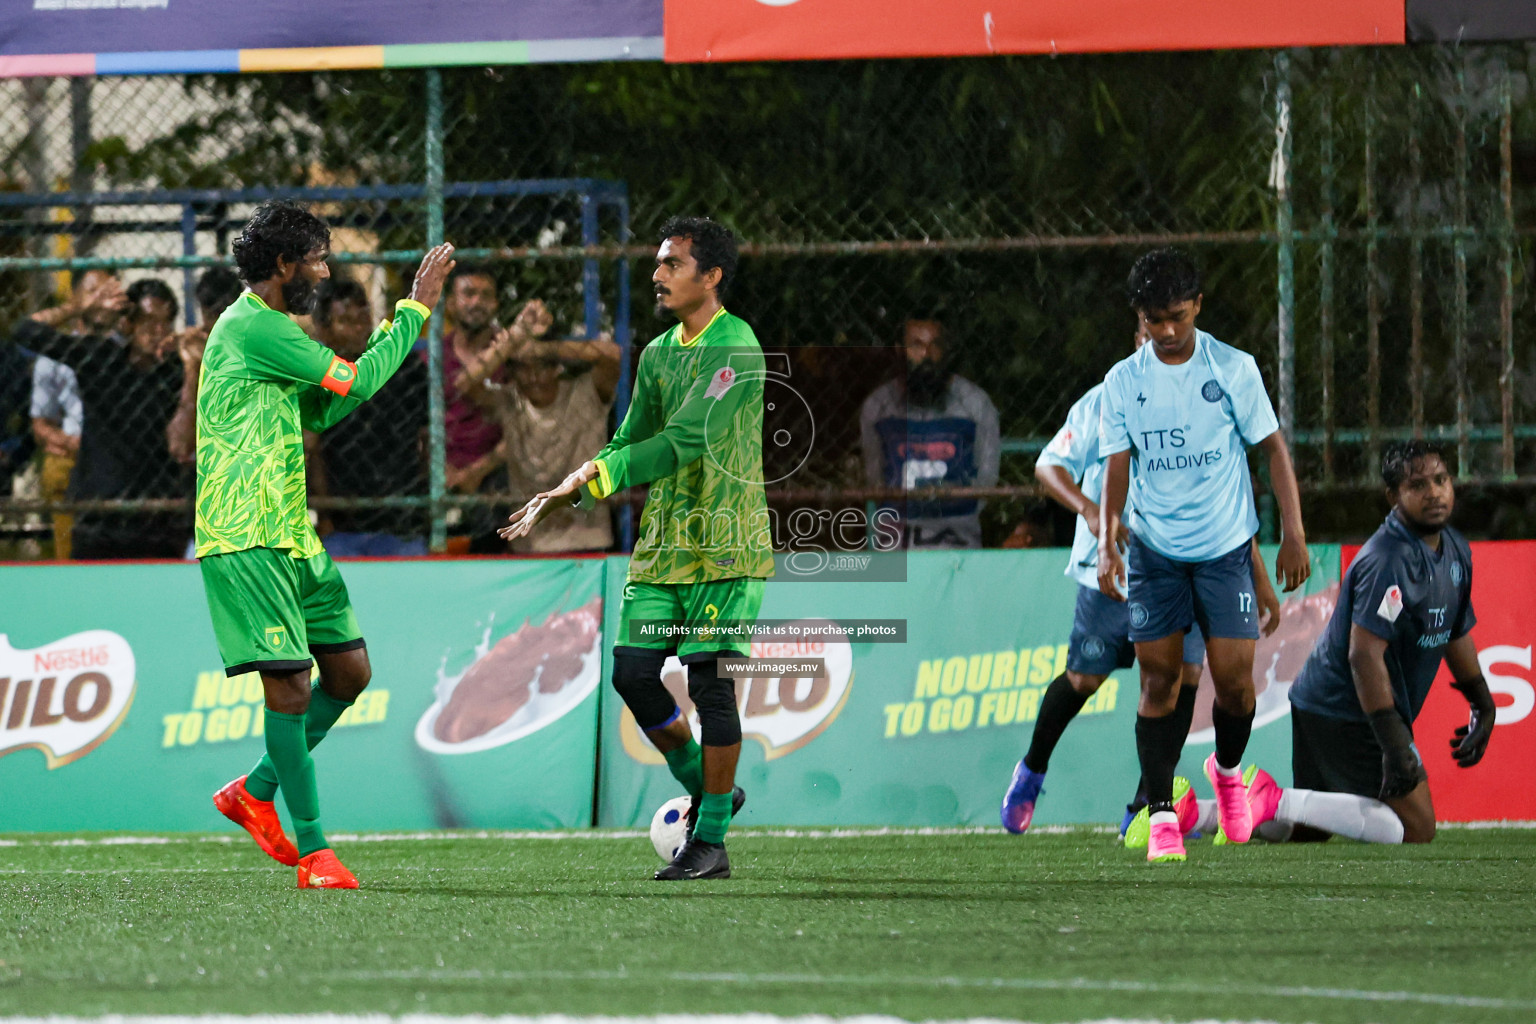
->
[1368, 707, 1426, 800]
[1449, 676, 1496, 768]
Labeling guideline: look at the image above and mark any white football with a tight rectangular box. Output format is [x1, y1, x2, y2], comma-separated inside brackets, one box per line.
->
[649, 795, 693, 861]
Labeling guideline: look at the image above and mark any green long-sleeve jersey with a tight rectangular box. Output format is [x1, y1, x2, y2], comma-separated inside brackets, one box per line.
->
[194, 291, 431, 559]
[588, 308, 774, 584]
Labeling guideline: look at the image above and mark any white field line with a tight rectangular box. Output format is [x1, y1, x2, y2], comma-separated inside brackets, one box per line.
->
[0, 1017, 1285, 1024]
[0, 820, 1529, 849]
[330, 972, 1536, 1013]
[0, 974, 1529, 1014]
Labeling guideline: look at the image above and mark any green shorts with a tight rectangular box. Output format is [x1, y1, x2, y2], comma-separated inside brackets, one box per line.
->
[199, 547, 364, 676]
[616, 577, 765, 663]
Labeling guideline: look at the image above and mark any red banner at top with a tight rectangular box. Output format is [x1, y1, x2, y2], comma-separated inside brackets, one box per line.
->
[665, 0, 1405, 63]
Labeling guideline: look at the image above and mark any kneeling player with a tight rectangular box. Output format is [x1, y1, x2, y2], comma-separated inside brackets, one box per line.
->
[1240, 441, 1494, 844]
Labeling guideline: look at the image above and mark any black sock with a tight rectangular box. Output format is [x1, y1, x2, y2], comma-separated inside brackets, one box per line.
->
[1171, 682, 1199, 741]
[1129, 687, 1196, 811]
[1135, 712, 1185, 807]
[1023, 673, 1090, 773]
[1212, 703, 1255, 770]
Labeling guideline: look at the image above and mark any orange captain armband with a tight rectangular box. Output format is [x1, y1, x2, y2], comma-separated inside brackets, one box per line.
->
[320, 354, 359, 396]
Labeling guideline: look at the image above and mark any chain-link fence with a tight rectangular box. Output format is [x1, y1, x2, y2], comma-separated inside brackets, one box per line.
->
[3, 45, 1535, 558]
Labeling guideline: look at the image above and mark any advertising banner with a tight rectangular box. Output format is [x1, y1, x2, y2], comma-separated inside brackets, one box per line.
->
[1381, 540, 1536, 822]
[0, 557, 605, 832]
[597, 545, 1341, 829]
[0, 0, 662, 77]
[664, 0, 1404, 64]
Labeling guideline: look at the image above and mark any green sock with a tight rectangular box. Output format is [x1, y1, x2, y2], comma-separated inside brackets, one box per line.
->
[694, 790, 733, 844]
[245, 684, 353, 802]
[662, 739, 704, 800]
[262, 707, 327, 856]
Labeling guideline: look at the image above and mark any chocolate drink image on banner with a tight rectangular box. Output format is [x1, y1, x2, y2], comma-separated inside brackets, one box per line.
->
[411, 593, 604, 827]
[417, 597, 602, 753]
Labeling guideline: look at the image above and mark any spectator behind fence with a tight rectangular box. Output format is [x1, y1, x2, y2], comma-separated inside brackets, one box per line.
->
[167, 266, 244, 466]
[306, 276, 430, 556]
[1, 342, 34, 498]
[29, 268, 124, 558]
[433, 263, 512, 552]
[11, 275, 189, 559]
[860, 317, 1000, 549]
[454, 303, 620, 553]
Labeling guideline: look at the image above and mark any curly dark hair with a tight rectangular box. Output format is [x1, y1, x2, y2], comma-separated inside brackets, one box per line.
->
[126, 277, 179, 323]
[1382, 440, 1447, 491]
[194, 266, 243, 318]
[312, 276, 370, 328]
[232, 201, 330, 285]
[1127, 247, 1202, 313]
[659, 215, 738, 300]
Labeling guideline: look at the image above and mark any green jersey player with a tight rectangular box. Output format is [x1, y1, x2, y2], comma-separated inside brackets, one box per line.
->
[504, 216, 770, 880]
[201, 200, 455, 889]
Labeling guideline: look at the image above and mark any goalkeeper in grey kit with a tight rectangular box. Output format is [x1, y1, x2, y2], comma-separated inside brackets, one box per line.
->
[1241, 441, 1496, 844]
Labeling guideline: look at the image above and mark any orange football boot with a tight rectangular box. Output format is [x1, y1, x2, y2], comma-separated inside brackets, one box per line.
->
[213, 775, 300, 866]
[296, 848, 359, 889]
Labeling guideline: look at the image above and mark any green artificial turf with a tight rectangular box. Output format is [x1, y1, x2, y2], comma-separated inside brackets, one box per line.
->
[1, 826, 1533, 1023]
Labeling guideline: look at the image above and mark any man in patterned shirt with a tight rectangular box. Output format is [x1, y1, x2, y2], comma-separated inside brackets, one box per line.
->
[199, 200, 454, 889]
[504, 216, 768, 881]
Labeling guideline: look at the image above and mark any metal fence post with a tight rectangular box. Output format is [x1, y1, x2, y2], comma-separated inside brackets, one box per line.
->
[425, 68, 448, 553]
[1500, 59, 1516, 481]
[1275, 51, 1296, 444]
[180, 203, 198, 326]
[1410, 84, 1425, 438]
[1365, 68, 1382, 475]
[581, 193, 601, 338]
[615, 193, 635, 552]
[1453, 58, 1471, 480]
[1319, 91, 1335, 484]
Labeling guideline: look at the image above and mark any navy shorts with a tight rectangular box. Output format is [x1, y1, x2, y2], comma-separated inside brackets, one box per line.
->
[1292, 705, 1405, 800]
[1069, 584, 1207, 675]
[1126, 534, 1258, 642]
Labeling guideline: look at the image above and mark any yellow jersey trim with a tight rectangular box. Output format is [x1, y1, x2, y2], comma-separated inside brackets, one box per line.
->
[593, 459, 614, 499]
[677, 306, 727, 348]
[397, 298, 432, 320]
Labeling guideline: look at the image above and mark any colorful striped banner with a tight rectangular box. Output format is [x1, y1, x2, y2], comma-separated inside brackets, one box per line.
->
[0, 37, 660, 77]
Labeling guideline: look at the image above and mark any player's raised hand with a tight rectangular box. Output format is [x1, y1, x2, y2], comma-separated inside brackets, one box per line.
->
[1096, 540, 1127, 602]
[409, 243, 457, 310]
[1275, 534, 1311, 592]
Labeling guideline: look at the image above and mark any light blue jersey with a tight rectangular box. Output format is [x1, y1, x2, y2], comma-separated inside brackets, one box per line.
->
[1037, 384, 1135, 589]
[1099, 330, 1278, 562]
